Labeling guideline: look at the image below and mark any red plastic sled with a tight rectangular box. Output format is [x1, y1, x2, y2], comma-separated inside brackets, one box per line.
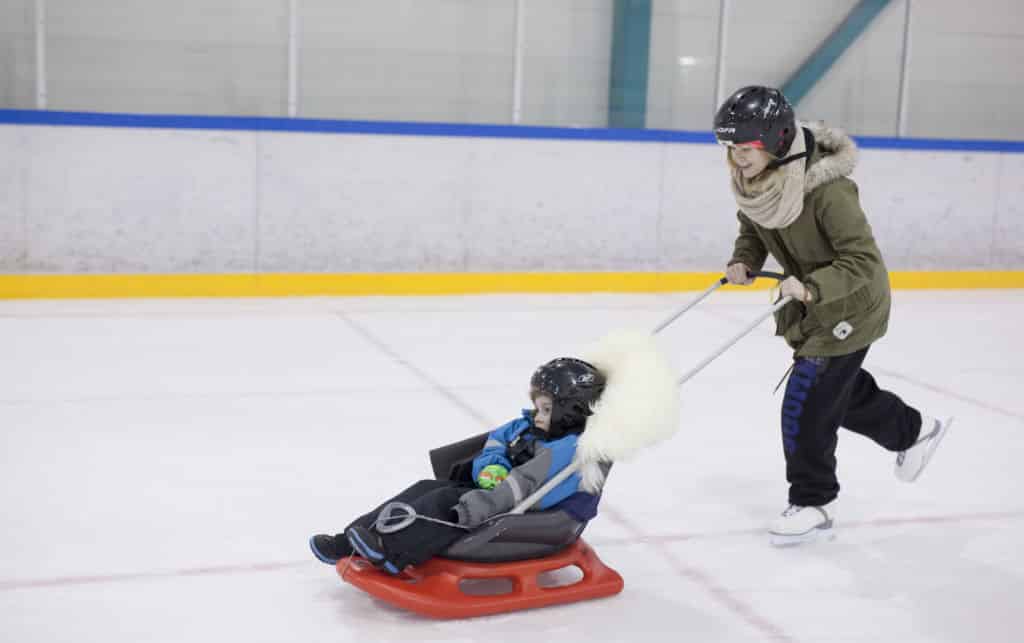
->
[336, 539, 623, 619]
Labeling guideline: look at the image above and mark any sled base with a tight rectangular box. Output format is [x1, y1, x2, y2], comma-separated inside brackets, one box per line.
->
[336, 539, 623, 619]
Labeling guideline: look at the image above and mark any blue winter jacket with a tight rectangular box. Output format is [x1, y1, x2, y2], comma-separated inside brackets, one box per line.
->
[454, 410, 597, 527]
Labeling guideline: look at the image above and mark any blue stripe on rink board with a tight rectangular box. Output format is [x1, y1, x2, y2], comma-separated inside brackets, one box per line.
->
[851, 135, 1024, 153]
[2, 109, 1023, 154]
[0, 109, 714, 144]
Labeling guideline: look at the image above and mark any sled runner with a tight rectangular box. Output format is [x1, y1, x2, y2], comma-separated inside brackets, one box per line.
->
[338, 532, 622, 619]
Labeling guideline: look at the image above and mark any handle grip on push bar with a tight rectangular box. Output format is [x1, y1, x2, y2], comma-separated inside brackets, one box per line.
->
[718, 270, 786, 285]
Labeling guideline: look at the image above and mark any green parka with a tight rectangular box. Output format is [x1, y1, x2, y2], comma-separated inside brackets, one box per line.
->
[729, 123, 891, 357]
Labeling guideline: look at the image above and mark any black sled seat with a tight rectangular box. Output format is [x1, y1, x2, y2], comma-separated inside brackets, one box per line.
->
[429, 432, 591, 563]
[335, 432, 623, 619]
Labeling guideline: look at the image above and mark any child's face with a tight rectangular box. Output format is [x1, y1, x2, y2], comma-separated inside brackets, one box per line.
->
[729, 143, 774, 179]
[532, 394, 554, 432]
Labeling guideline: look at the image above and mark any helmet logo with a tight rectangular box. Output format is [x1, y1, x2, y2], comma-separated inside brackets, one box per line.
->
[761, 97, 776, 118]
[715, 126, 735, 134]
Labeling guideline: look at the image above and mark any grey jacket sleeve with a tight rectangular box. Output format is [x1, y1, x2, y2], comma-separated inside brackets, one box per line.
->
[453, 445, 555, 527]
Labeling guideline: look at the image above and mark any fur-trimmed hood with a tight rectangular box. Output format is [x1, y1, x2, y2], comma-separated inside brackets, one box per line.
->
[573, 330, 681, 492]
[801, 120, 858, 193]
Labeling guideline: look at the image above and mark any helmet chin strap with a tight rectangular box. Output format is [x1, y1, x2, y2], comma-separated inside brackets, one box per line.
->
[546, 419, 586, 440]
[765, 150, 808, 171]
[766, 127, 815, 171]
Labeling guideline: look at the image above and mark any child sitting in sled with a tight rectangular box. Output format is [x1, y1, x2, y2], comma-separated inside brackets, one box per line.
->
[309, 357, 610, 575]
[309, 331, 680, 576]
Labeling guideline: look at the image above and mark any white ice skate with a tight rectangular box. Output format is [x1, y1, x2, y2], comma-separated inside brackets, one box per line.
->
[895, 416, 952, 482]
[769, 501, 836, 546]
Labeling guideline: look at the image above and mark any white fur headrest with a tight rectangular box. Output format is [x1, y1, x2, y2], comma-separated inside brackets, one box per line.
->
[577, 329, 681, 464]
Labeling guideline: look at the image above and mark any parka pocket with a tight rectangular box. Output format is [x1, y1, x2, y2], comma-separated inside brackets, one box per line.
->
[774, 301, 820, 348]
[809, 286, 873, 333]
[773, 301, 803, 337]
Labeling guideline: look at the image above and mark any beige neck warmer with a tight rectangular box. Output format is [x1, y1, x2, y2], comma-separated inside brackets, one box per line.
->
[729, 129, 807, 229]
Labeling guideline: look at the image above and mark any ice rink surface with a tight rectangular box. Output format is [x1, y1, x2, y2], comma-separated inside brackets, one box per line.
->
[2, 289, 1022, 642]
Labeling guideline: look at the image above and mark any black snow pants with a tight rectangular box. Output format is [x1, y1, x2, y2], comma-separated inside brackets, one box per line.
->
[336, 479, 475, 569]
[781, 346, 923, 506]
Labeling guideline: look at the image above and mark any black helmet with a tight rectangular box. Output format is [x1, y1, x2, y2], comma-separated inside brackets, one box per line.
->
[713, 86, 796, 158]
[529, 357, 606, 438]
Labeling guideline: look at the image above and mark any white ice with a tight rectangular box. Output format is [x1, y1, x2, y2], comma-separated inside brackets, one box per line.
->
[1, 290, 1022, 642]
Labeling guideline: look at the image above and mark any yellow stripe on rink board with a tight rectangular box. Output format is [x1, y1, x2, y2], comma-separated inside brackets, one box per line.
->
[1, 271, 1023, 299]
[888, 271, 1024, 290]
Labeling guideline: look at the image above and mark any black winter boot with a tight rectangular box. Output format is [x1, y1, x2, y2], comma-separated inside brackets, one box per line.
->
[309, 534, 351, 565]
[345, 525, 401, 575]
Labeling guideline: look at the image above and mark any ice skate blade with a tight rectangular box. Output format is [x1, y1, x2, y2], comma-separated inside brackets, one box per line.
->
[903, 417, 953, 483]
[769, 525, 835, 547]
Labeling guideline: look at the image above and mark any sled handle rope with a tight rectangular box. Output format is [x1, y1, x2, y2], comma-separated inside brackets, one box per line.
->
[510, 274, 793, 516]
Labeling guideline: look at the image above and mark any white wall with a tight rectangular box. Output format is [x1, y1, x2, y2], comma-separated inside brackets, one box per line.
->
[646, 0, 908, 136]
[1, 123, 1021, 274]
[7, 1, 1024, 139]
[906, 1, 1024, 140]
[46, 0, 290, 116]
[795, 0, 907, 137]
[519, 1, 614, 127]
[0, 0, 35, 109]
[646, 0, 721, 131]
[645, 0, 1024, 140]
[20, 0, 614, 127]
[301, 0, 613, 127]
[301, 0, 516, 124]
